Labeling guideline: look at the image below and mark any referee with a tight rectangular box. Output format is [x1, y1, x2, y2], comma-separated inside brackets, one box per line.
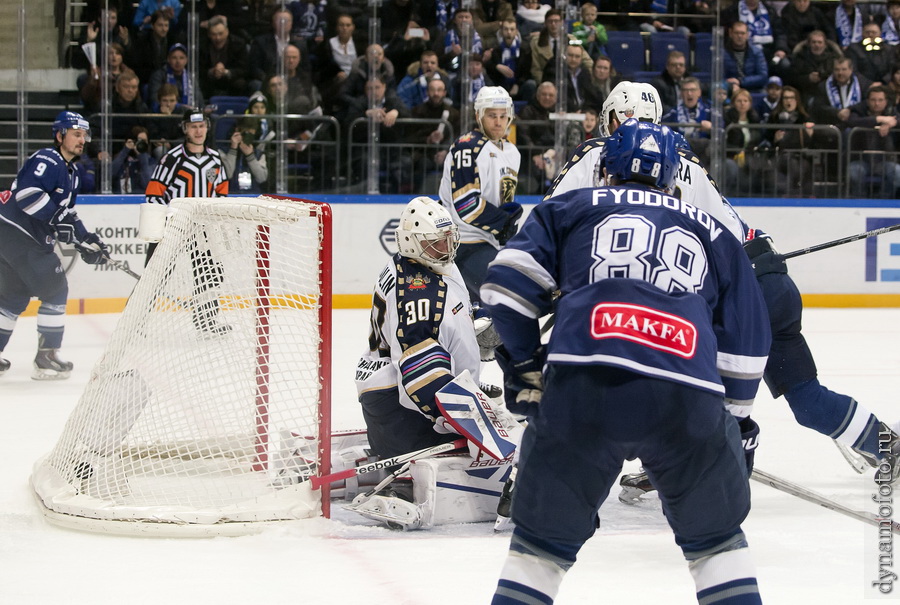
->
[143, 107, 230, 334]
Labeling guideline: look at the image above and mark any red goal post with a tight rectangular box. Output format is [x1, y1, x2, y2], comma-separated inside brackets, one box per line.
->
[30, 195, 333, 536]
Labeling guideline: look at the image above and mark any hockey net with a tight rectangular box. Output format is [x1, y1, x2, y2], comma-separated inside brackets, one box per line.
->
[31, 196, 332, 536]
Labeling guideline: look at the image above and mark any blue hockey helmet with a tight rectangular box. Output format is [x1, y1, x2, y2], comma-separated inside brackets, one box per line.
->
[604, 119, 679, 191]
[52, 111, 91, 142]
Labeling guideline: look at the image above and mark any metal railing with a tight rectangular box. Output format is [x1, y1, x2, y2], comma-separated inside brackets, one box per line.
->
[720, 123, 843, 199]
[346, 117, 456, 194]
[845, 127, 900, 199]
[513, 118, 585, 195]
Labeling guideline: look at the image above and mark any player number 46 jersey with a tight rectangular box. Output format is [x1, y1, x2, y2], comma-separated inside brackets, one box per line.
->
[546, 138, 749, 242]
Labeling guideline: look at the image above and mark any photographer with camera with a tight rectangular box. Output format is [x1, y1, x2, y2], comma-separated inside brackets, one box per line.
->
[221, 116, 268, 194]
[111, 126, 157, 194]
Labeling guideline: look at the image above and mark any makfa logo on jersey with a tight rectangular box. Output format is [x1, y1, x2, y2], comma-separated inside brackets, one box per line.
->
[865, 217, 900, 282]
[591, 303, 697, 358]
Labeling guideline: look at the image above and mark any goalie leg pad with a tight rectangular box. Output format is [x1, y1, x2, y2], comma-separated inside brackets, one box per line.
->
[411, 454, 512, 529]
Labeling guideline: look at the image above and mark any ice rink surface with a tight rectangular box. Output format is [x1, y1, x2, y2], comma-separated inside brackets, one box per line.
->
[2, 308, 899, 604]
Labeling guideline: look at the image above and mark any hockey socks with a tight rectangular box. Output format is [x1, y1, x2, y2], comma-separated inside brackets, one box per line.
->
[492, 532, 575, 604]
[784, 379, 875, 450]
[688, 545, 761, 604]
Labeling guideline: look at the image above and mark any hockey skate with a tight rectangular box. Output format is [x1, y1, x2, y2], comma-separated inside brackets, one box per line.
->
[874, 424, 900, 485]
[192, 312, 232, 337]
[494, 466, 517, 532]
[618, 470, 655, 504]
[193, 299, 232, 337]
[0, 357, 9, 375]
[834, 440, 877, 474]
[348, 484, 423, 530]
[32, 349, 73, 380]
[73, 452, 130, 500]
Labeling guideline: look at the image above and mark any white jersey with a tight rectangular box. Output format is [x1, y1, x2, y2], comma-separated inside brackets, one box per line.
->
[439, 130, 521, 247]
[355, 255, 481, 420]
[546, 138, 749, 242]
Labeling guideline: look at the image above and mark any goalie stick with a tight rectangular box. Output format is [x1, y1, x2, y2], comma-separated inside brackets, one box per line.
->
[310, 438, 467, 490]
[783, 222, 900, 260]
[73, 242, 142, 280]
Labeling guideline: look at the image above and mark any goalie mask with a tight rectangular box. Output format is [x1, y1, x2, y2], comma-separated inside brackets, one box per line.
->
[396, 197, 460, 274]
[474, 86, 514, 138]
[605, 119, 679, 191]
[600, 82, 663, 137]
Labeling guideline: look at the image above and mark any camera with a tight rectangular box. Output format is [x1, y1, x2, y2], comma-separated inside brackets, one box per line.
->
[135, 138, 149, 154]
[241, 131, 257, 146]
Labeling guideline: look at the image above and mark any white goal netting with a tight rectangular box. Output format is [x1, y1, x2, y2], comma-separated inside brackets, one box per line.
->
[31, 196, 332, 536]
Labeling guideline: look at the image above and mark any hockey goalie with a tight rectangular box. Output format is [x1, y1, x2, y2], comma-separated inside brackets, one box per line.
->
[338, 196, 522, 530]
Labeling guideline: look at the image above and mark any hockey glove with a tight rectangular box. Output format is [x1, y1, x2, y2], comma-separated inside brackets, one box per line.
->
[51, 207, 90, 245]
[738, 416, 760, 477]
[743, 236, 787, 278]
[497, 202, 523, 245]
[495, 344, 546, 417]
[473, 313, 503, 362]
[77, 233, 110, 265]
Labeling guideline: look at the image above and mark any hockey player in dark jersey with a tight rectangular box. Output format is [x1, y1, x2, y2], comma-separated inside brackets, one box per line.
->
[483, 120, 769, 605]
[143, 107, 230, 334]
[0, 111, 109, 379]
[552, 80, 900, 488]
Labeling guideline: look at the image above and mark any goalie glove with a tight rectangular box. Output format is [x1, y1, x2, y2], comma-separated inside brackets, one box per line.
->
[495, 344, 545, 417]
[77, 234, 110, 265]
[738, 416, 760, 476]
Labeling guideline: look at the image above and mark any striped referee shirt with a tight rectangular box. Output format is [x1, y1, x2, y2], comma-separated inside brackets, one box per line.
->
[145, 143, 229, 204]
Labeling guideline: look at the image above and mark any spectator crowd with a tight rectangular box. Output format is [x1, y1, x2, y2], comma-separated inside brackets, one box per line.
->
[70, 0, 900, 198]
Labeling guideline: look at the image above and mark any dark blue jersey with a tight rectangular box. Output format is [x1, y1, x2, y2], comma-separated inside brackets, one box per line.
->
[481, 185, 771, 417]
[0, 147, 81, 249]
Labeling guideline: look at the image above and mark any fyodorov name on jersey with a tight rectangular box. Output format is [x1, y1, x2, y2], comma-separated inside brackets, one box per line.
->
[592, 188, 724, 241]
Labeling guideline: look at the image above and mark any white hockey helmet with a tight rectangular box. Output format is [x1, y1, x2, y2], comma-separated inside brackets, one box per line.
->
[396, 197, 460, 274]
[600, 81, 663, 137]
[474, 86, 514, 134]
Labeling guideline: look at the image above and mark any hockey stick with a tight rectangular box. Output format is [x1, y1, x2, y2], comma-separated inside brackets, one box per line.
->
[751, 468, 900, 534]
[783, 222, 900, 260]
[310, 438, 467, 490]
[73, 243, 142, 280]
[347, 461, 413, 508]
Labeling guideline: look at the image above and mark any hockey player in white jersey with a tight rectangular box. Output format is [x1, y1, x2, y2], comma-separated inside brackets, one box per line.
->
[546, 81, 900, 490]
[352, 197, 514, 529]
[546, 81, 748, 242]
[439, 86, 522, 305]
